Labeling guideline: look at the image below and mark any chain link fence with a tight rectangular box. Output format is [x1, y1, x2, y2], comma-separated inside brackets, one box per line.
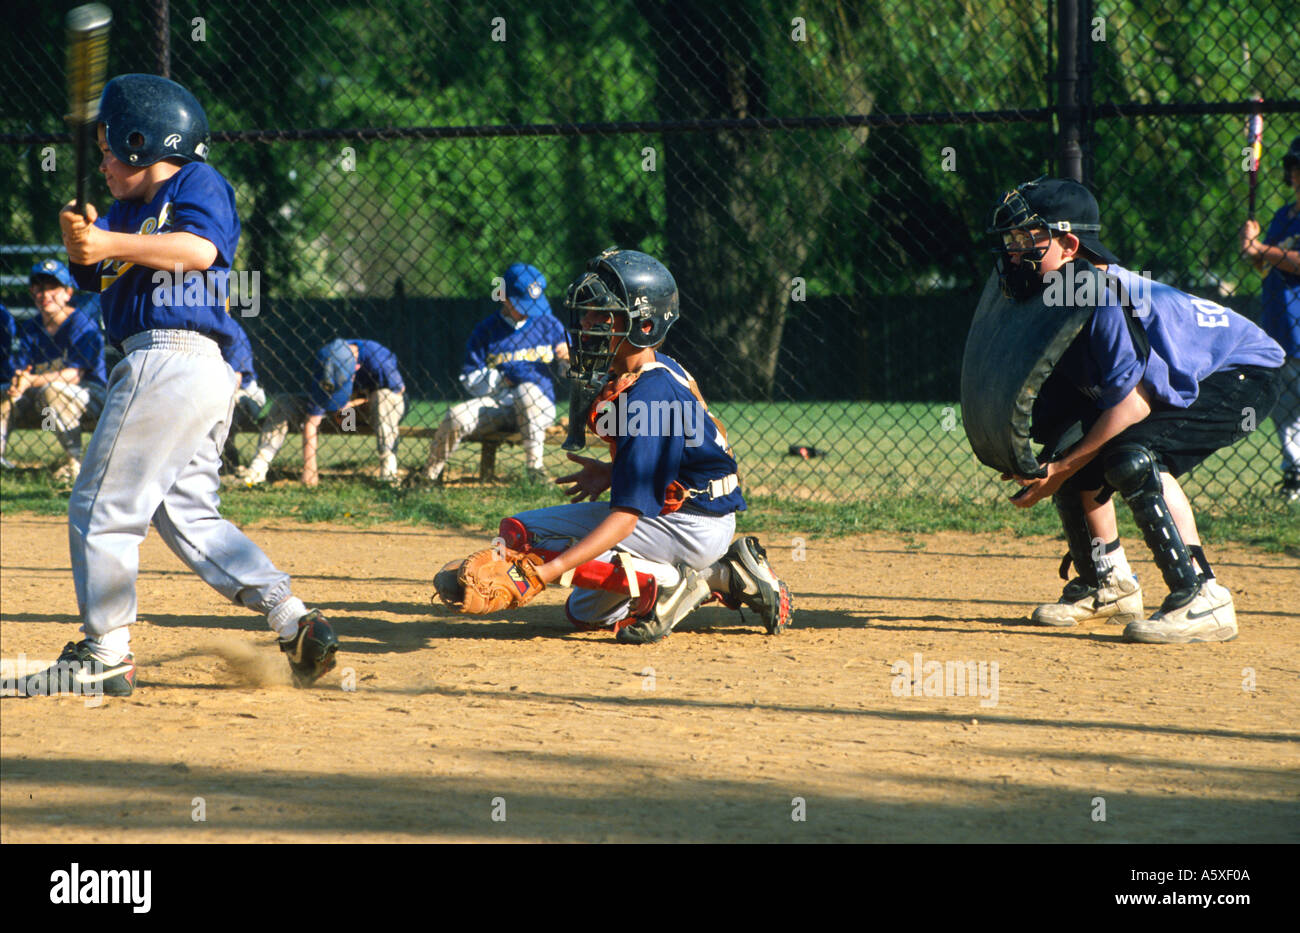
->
[2, 0, 1297, 508]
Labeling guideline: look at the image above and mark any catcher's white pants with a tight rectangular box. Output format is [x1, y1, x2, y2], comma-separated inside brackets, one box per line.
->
[1275, 357, 1300, 473]
[68, 331, 300, 640]
[0, 380, 106, 460]
[510, 500, 735, 626]
[427, 382, 554, 475]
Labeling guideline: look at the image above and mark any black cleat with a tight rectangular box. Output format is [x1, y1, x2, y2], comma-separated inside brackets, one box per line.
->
[280, 611, 339, 687]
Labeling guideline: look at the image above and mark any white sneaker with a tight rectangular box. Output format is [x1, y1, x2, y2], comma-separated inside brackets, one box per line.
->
[1031, 572, 1143, 627]
[236, 463, 268, 487]
[53, 458, 81, 485]
[1123, 580, 1237, 644]
[379, 452, 399, 484]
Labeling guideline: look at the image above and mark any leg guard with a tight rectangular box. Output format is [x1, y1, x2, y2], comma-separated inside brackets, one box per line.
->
[1103, 444, 1200, 602]
[1052, 483, 1098, 586]
[497, 516, 665, 599]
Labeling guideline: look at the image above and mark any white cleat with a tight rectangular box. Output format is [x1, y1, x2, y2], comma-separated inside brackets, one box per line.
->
[1031, 571, 1143, 627]
[1123, 580, 1237, 644]
[236, 463, 268, 487]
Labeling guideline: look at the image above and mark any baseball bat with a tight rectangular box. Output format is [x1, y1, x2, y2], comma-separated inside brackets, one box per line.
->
[65, 3, 113, 218]
[1246, 98, 1263, 222]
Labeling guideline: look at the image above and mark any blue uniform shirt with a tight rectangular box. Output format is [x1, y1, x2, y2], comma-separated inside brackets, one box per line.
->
[1261, 203, 1300, 358]
[222, 319, 258, 389]
[305, 339, 404, 415]
[1053, 264, 1283, 412]
[70, 162, 243, 350]
[0, 305, 14, 385]
[462, 311, 566, 403]
[14, 310, 107, 387]
[607, 353, 746, 518]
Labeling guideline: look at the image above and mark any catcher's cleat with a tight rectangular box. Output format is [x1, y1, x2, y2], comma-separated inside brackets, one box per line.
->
[433, 558, 466, 607]
[615, 567, 712, 644]
[280, 610, 339, 687]
[21, 641, 136, 698]
[1123, 579, 1237, 644]
[1031, 572, 1143, 627]
[716, 536, 794, 635]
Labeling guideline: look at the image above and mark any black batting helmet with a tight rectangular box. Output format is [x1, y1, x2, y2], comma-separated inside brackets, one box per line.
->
[563, 248, 680, 388]
[99, 74, 210, 167]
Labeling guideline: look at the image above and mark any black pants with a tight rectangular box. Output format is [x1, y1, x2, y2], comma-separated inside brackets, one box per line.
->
[1069, 365, 1283, 493]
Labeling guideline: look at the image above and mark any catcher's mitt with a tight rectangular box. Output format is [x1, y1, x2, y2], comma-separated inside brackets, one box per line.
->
[434, 548, 546, 614]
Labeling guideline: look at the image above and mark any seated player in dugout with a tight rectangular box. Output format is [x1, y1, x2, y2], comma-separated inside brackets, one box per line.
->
[239, 338, 406, 486]
[435, 248, 794, 644]
[423, 262, 568, 484]
[986, 178, 1285, 644]
[0, 259, 108, 483]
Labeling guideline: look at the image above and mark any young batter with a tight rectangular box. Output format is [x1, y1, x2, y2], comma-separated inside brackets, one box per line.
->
[24, 74, 337, 697]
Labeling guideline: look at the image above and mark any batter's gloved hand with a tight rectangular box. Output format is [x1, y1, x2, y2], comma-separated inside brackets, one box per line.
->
[434, 547, 546, 614]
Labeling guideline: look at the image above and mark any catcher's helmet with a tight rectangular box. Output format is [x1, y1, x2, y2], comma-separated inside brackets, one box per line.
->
[1284, 136, 1300, 183]
[99, 74, 210, 167]
[986, 176, 1117, 301]
[563, 248, 680, 389]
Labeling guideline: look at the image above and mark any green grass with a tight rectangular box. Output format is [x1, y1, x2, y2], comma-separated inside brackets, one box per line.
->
[3, 400, 1296, 553]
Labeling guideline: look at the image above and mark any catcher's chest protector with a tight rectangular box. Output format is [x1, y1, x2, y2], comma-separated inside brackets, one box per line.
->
[960, 263, 1101, 477]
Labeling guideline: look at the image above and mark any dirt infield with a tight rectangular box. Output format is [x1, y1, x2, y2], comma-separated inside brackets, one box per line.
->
[1, 513, 1296, 843]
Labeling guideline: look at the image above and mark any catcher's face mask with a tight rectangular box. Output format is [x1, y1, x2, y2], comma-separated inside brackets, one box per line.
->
[987, 184, 1056, 301]
[564, 270, 633, 391]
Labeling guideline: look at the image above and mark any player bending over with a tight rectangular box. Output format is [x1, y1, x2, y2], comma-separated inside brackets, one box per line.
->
[22, 74, 337, 698]
[987, 177, 1284, 644]
[434, 248, 793, 644]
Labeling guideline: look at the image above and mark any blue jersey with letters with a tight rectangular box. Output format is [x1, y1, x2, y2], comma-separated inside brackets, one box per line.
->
[1051, 264, 1283, 412]
[607, 352, 745, 518]
[305, 339, 404, 415]
[0, 305, 14, 385]
[1261, 202, 1300, 358]
[69, 162, 244, 350]
[222, 319, 258, 389]
[14, 310, 107, 387]
[462, 311, 566, 403]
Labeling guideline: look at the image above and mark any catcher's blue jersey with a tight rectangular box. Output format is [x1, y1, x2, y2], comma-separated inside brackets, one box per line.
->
[607, 352, 745, 518]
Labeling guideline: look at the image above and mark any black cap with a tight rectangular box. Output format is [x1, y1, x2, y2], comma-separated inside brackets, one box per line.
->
[1015, 178, 1120, 265]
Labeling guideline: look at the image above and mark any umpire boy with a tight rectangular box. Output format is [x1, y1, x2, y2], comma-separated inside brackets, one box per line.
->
[987, 177, 1284, 644]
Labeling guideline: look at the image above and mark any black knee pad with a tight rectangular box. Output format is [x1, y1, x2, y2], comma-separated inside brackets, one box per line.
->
[1101, 444, 1199, 597]
[1102, 444, 1161, 499]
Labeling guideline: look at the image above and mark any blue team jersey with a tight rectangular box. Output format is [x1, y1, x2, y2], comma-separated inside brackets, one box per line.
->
[1261, 202, 1300, 358]
[463, 311, 567, 403]
[607, 352, 746, 518]
[14, 310, 107, 387]
[70, 162, 244, 350]
[305, 339, 404, 415]
[222, 319, 258, 389]
[0, 305, 14, 384]
[1053, 264, 1283, 411]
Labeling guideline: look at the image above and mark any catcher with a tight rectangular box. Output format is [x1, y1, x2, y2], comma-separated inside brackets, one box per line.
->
[434, 247, 793, 644]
